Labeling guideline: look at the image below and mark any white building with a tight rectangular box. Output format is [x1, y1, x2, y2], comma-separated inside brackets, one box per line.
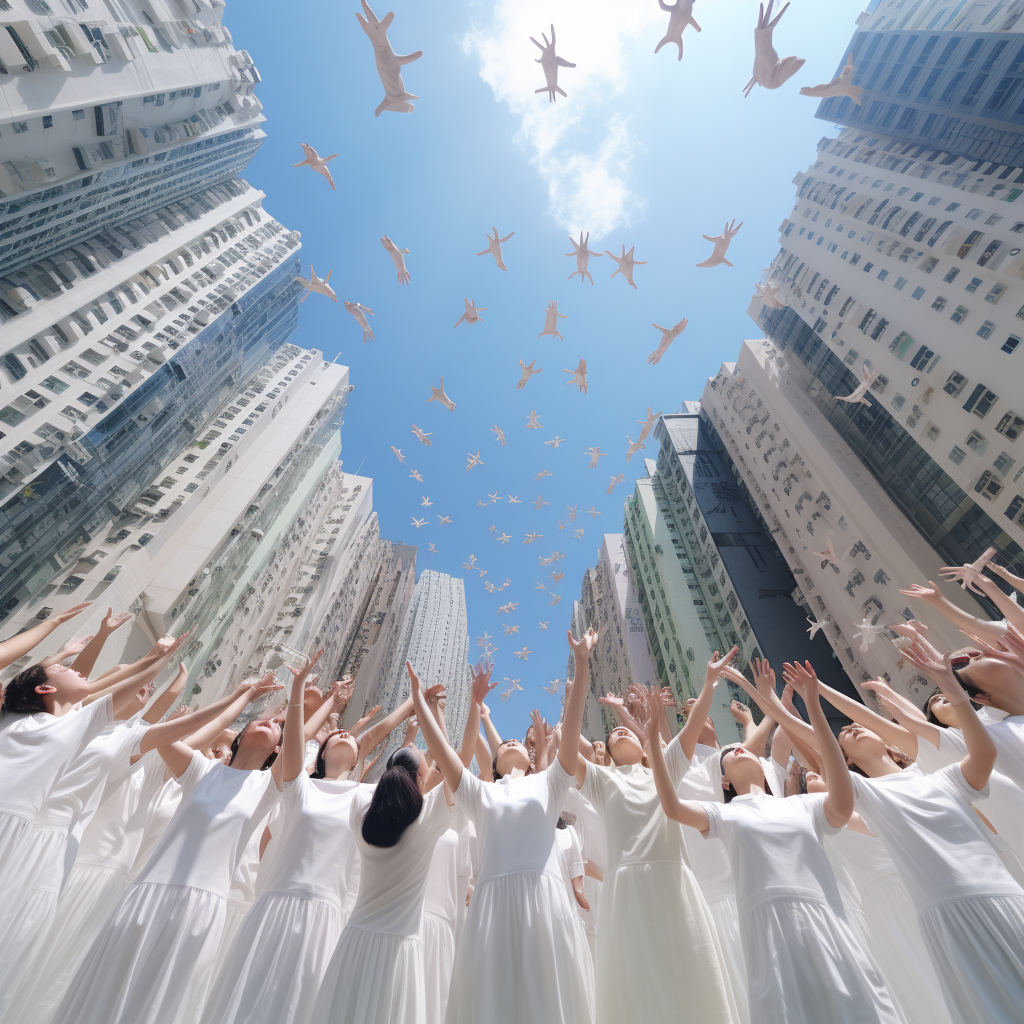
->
[1, 0, 264, 275]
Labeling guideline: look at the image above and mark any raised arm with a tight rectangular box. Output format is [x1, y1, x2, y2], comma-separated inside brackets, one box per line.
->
[143, 661, 189, 723]
[902, 637, 997, 792]
[357, 695, 414, 759]
[598, 692, 645, 741]
[479, 700, 502, 756]
[560, 629, 598, 776]
[70, 608, 132, 678]
[304, 676, 351, 743]
[0, 603, 90, 670]
[409, 660, 464, 791]
[969, 573, 1024, 634]
[900, 581, 1007, 644]
[182, 671, 274, 752]
[460, 662, 497, 768]
[860, 677, 936, 755]
[679, 646, 738, 761]
[815, 677, 917, 756]
[280, 652, 322, 784]
[988, 562, 1024, 598]
[476, 734, 493, 779]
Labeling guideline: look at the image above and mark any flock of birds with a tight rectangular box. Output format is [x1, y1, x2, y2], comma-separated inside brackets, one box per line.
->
[287, 0, 873, 700]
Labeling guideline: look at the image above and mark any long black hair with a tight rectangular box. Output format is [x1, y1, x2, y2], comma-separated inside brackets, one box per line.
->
[1, 664, 50, 717]
[228, 721, 279, 771]
[361, 746, 422, 848]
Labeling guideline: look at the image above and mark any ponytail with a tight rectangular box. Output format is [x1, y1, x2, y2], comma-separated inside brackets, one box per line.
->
[361, 746, 423, 848]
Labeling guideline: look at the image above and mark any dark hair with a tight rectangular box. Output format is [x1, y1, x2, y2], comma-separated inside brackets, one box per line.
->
[719, 747, 739, 802]
[951, 660, 985, 703]
[311, 734, 332, 780]
[228, 721, 279, 771]
[361, 746, 422, 848]
[1, 664, 51, 717]
[924, 690, 951, 728]
[556, 816, 568, 829]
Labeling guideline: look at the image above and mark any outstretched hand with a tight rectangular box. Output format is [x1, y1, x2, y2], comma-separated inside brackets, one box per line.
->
[960, 624, 1024, 675]
[471, 660, 498, 704]
[781, 661, 820, 704]
[706, 646, 739, 689]
[101, 608, 133, 632]
[48, 603, 90, 626]
[568, 627, 599, 660]
[750, 657, 776, 697]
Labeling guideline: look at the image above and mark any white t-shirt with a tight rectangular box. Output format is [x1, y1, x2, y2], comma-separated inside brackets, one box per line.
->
[135, 750, 279, 898]
[986, 715, 1024, 790]
[561, 784, 606, 875]
[454, 760, 573, 887]
[555, 823, 585, 909]
[0, 697, 113, 819]
[851, 764, 1023, 908]
[347, 784, 453, 935]
[703, 791, 844, 915]
[425, 824, 465, 930]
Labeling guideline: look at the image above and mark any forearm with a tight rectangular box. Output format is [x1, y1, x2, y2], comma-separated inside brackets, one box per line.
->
[476, 734, 492, 779]
[184, 687, 253, 750]
[481, 710, 502, 756]
[0, 620, 58, 669]
[87, 652, 161, 693]
[412, 687, 463, 788]
[143, 671, 186, 724]
[611, 704, 645, 741]
[141, 688, 241, 753]
[819, 683, 914, 751]
[991, 563, 1024, 596]
[85, 656, 170, 712]
[679, 677, 719, 760]
[558, 655, 589, 775]
[361, 696, 413, 752]
[742, 713, 774, 758]
[648, 729, 709, 833]
[932, 595, 1007, 642]
[809, 697, 853, 825]
[70, 628, 114, 678]
[303, 694, 336, 743]
[459, 702, 481, 768]
[953, 700, 997, 789]
[281, 675, 307, 783]
[976, 581, 1024, 633]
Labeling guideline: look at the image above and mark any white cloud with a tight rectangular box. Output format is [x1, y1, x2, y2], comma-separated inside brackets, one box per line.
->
[463, 0, 662, 239]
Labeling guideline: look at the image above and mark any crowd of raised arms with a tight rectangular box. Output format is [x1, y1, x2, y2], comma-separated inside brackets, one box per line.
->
[2, 552, 1024, 1024]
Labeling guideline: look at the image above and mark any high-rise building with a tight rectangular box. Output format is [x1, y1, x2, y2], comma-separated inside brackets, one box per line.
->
[0, 178, 302, 612]
[815, 1, 1024, 166]
[1, 0, 265, 275]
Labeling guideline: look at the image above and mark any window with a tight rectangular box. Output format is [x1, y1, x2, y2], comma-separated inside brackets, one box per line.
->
[40, 376, 70, 394]
[889, 331, 915, 359]
[966, 430, 988, 455]
[965, 277, 983, 293]
[944, 267, 961, 283]
[911, 346, 935, 370]
[994, 452, 1016, 476]
[986, 284, 1007, 305]
[978, 321, 996, 339]
[932, 296, 948, 311]
[913, 286, 926, 299]
[892, 393, 907, 412]
[964, 384, 998, 418]
[871, 318, 890, 341]
[975, 471, 1003, 500]
[958, 231, 985, 260]
[42, 115, 53, 129]
[996, 412, 1024, 441]
[922, 257, 939, 273]
[978, 240, 1003, 267]
[949, 446, 967, 465]
[878, 269, 890, 281]
[3, 354, 27, 380]
[895, 276, 907, 289]
[950, 304, 969, 324]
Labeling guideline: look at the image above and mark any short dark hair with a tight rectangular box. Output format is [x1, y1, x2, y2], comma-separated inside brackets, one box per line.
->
[1, 664, 50, 717]
[361, 746, 423, 848]
[228, 721, 278, 771]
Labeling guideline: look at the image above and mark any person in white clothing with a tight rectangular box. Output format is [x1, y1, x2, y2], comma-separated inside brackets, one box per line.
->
[413, 630, 599, 1024]
[646, 666, 901, 1024]
[422, 826, 464, 1024]
[48, 673, 285, 1024]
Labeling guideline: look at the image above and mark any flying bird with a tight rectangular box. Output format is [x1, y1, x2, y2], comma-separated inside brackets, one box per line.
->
[488, 525, 497, 533]
[504, 625, 520, 636]
[625, 435, 645, 462]
[557, 520, 566, 530]
[543, 678, 560, 693]
[551, 571, 564, 583]
[538, 300, 567, 340]
[535, 470, 553, 481]
[420, 496, 433, 507]
[572, 528, 584, 539]
[604, 244, 646, 288]
[566, 505, 578, 522]
[296, 266, 337, 303]
[648, 318, 688, 365]
[491, 425, 506, 446]
[478, 568, 488, 577]
[583, 446, 608, 469]
[544, 436, 565, 448]
[637, 407, 662, 443]
[508, 495, 522, 504]
[815, 534, 852, 574]
[550, 594, 562, 605]
[799, 53, 865, 105]
[391, 446, 405, 463]
[743, 0, 804, 98]
[381, 235, 412, 284]
[532, 23, 575, 102]
[428, 542, 438, 553]
[696, 221, 742, 268]
[454, 298, 487, 328]
[533, 496, 550, 509]
[411, 424, 432, 446]
[485, 582, 496, 592]
[477, 632, 493, 647]
[524, 532, 543, 545]
[806, 614, 829, 640]
[754, 282, 787, 309]
[852, 617, 888, 654]
[409, 469, 423, 482]
[293, 143, 338, 189]
[517, 359, 543, 390]
[356, 0, 422, 116]
[536, 582, 547, 591]
[465, 451, 484, 471]
[608, 474, 625, 494]
[487, 492, 502, 504]
[655, 0, 701, 61]
[427, 377, 456, 411]
[343, 300, 374, 342]
[437, 515, 452, 525]
[526, 411, 543, 430]
[498, 532, 512, 544]
[835, 363, 879, 406]
[587, 507, 600, 518]
[411, 517, 428, 528]
[562, 358, 588, 394]
[477, 228, 514, 271]
[514, 647, 532, 661]
[566, 231, 602, 284]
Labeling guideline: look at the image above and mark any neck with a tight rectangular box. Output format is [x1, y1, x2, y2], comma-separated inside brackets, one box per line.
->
[856, 753, 901, 778]
[45, 697, 78, 718]
[734, 779, 765, 797]
[230, 750, 269, 771]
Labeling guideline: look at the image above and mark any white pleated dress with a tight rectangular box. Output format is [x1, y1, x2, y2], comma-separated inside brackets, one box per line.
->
[422, 826, 469, 1024]
[560, 785, 604, 961]
[308, 785, 454, 1024]
[50, 750, 280, 1024]
[201, 772, 363, 1024]
[444, 762, 595, 1024]
[851, 765, 1024, 1024]
[581, 759, 739, 1024]
[703, 791, 901, 1024]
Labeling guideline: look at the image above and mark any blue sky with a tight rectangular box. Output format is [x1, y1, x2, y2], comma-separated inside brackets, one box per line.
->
[228, 0, 867, 736]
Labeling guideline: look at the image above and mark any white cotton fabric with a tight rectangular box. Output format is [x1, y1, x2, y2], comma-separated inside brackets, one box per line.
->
[49, 751, 279, 1024]
[554, 822, 584, 901]
[201, 773, 364, 1024]
[445, 761, 595, 1024]
[581, 759, 738, 1024]
[423, 827, 463, 1024]
[128, 772, 182, 881]
[704, 791, 900, 1024]
[851, 765, 1024, 1024]
[308, 785, 453, 1024]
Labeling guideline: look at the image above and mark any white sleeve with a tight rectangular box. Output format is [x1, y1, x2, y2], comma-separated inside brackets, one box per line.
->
[568, 825, 584, 879]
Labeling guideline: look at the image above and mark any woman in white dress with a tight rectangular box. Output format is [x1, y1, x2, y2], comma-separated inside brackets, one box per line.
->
[422, 826, 465, 1024]
[48, 673, 285, 1024]
[581, 650, 741, 1024]
[200, 656, 367, 1024]
[307, 676, 454, 1024]
[819, 637, 1024, 1024]
[412, 630, 598, 1024]
[646, 666, 901, 1024]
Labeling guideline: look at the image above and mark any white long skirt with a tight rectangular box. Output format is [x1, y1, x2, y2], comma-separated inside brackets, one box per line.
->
[596, 860, 737, 1024]
[444, 870, 595, 1024]
[0, 885, 59, 1019]
[918, 893, 1024, 1024]
[861, 875, 953, 1024]
[50, 881, 225, 1024]
[741, 896, 901, 1024]
[706, 893, 750, 1024]
[0, 814, 64, 946]
[423, 911, 455, 1024]
[200, 891, 341, 1024]
[309, 922, 426, 1024]
[8, 862, 128, 1024]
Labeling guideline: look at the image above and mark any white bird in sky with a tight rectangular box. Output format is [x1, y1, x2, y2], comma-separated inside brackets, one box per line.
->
[477, 227, 514, 271]
[536, 582, 547, 591]
[608, 473, 625, 494]
[391, 446, 405, 462]
[487, 492, 502, 504]
[557, 520, 566, 530]
[587, 506, 600, 518]
[815, 534, 853, 574]
[637, 407, 662, 442]
[532, 23, 575, 102]
[526, 410, 543, 430]
[296, 266, 337, 303]
[544, 436, 565, 448]
[356, 0, 422, 116]
[566, 231, 602, 284]
[343, 300, 374, 342]
[852, 616, 888, 654]
[648, 318, 688, 365]
[428, 542, 438, 553]
[551, 571, 564, 583]
[488, 524, 497, 533]
[411, 517, 427, 528]
[498, 532, 512, 544]
[754, 281, 787, 309]
[293, 143, 337, 189]
[534, 495, 550, 509]
[566, 505, 578, 522]
[535, 470, 553, 481]
[504, 625, 520, 636]
[605, 244, 646, 289]
[466, 451, 484, 471]
[539, 623, 550, 633]
[583, 446, 608, 469]
[411, 424, 432, 446]
[550, 593, 562, 605]
[563, 358, 588, 394]
[491, 425, 506, 446]
[381, 235, 412, 284]
[574, 528, 584, 539]
[696, 220, 742, 268]
[524, 532, 543, 545]
[743, 0, 804, 99]
[454, 298, 487, 328]
[420, 496, 432, 507]
[427, 377, 456, 411]
[437, 515, 452, 525]
[625, 435, 645, 462]
[514, 647, 532, 661]
[543, 678, 560, 693]
[836, 363, 879, 406]
[800, 53, 863, 104]
[485, 582, 496, 592]
[655, 0, 701, 61]
[508, 495, 521, 504]
[477, 632, 493, 647]
[538, 300, 567, 340]
[806, 614, 829, 640]
[409, 469, 423, 482]
[517, 359, 543, 390]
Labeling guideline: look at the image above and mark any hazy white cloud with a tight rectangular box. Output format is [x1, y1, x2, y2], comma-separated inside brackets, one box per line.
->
[463, 0, 662, 239]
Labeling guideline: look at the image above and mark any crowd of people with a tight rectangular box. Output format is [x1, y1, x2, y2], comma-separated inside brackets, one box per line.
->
[2, 551, 1024, 1024]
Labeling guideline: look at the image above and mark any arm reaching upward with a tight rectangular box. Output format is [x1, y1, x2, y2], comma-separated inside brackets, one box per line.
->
[280, 652, 323, 784]
[679, 646, 738, 760]
[460, 661, 497, 767]
[409, 661, 464, 792]
[479, 700, 502, 756]
[815, 676, 917, 756]
[560, 629, 598, 775]
[70, 608, 132, 677]
[357, 695, 414, 759]
[143, 662, 189, 724]
[900, 581, 1007, 643]
[304, 677, 352, 743]
[0, 603, 90, 670]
